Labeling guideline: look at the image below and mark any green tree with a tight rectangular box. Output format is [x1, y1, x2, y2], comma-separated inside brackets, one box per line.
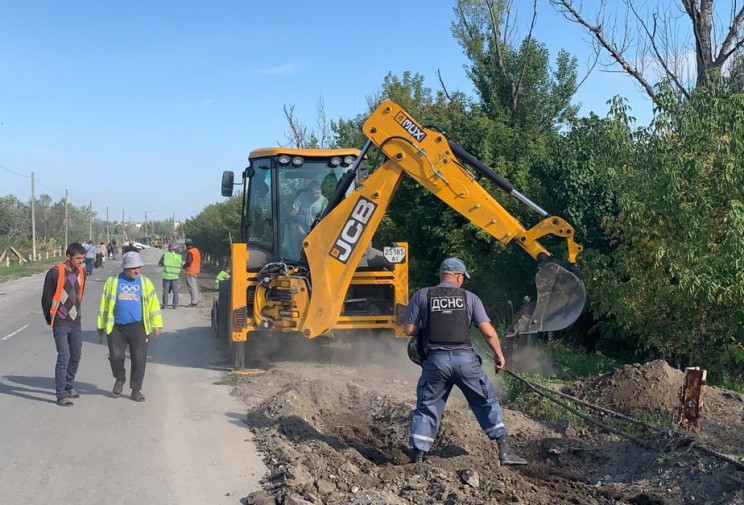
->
[589, 76, 744, 378]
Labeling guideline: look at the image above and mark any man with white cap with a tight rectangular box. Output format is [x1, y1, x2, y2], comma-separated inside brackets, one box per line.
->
[403, 257, 527, 465]
[97, 251, 163, 402]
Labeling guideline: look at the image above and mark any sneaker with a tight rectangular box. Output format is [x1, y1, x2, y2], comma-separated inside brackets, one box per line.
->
[57, 397, 74, 407]
[112, 379, 125, 397]
[171, 305, 177, 309]
[66, 388, 80, 398]
[189, 303, 198, 307]
[161, 305, 166, 310]
[131, 390, 146, 402]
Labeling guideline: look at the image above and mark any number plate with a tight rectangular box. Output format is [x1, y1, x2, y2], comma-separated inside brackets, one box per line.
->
[383, 246, 406, 263]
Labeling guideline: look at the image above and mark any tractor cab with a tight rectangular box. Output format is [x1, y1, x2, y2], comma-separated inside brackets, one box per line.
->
[222, 148, 362, 267]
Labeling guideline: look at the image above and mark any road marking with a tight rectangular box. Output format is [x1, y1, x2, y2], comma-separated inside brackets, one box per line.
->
[2, 324, 29, 341]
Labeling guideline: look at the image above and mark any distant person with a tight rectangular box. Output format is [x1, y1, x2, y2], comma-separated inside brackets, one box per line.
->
[83, 240, 97, 276]
[97, 251, 163, 402]
[404, 257, 527, 465]
[95, 242, 105, 268]
[287, 180, 328, 257]
[40, 242, 87, 407]
[158, 242, 183, 309]
[214, 264, 231, 291]
[122, 240, 139, 254]
[182, 238, 201, 307]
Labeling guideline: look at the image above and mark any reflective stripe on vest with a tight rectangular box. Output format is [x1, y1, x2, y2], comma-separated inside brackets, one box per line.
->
[162, 252, 182, 280]
[49, 262, 86, 328]
[184, 247, 201, 275]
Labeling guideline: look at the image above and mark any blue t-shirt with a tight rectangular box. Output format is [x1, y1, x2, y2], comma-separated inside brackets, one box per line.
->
[113, 273, 143, 325]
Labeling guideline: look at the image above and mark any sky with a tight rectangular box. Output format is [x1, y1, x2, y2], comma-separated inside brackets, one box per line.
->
[0, 1, 654, 225]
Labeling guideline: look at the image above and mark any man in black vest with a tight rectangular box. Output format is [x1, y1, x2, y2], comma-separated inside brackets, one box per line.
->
[403, 257, 527, 465]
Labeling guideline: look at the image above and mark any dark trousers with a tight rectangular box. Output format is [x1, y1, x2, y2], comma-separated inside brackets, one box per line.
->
[52, 324, 82, 400]
[410, 350, 507, 452]
[84, 258, 94, 275]
[162, 278, 179, 308]
[107, 322, 148, 392]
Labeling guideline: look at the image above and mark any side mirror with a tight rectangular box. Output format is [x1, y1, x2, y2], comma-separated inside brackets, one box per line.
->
[221, 171, 235, 197]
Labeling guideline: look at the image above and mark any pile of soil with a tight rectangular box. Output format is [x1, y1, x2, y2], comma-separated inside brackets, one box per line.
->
[221, 339, 744, 505]
[196, 270, 744, 504]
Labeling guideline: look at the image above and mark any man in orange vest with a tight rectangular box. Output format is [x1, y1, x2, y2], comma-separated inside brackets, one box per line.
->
[183, 238, 201, 307]
[41, 242, 87, 407]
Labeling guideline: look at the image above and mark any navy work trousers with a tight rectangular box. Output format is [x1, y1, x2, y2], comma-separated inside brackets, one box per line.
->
[107, 322, 148, 392]
[52, 324, 82, 401]
[410, 349, 508, 452]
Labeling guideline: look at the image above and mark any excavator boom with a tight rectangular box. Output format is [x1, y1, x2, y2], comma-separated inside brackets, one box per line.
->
[302, 100, 585, 337]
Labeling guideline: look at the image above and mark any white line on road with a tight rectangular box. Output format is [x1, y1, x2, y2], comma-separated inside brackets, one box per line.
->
[2, 324, 29, 341]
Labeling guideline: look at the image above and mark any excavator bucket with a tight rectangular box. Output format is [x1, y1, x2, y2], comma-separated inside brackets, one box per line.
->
[505, 261, 586, 337]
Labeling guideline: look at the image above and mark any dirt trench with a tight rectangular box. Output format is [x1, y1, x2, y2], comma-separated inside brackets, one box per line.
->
[195, 275, 744, 505]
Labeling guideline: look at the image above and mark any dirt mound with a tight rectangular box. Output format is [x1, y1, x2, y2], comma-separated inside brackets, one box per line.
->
[227, 351, 744, 505]
[567, 359, 683, 416]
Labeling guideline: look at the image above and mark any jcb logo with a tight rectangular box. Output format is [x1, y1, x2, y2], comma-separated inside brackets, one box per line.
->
[394, 111, 427, 142]
[330, 198, 377, 263]
[431, 296, 466, 313]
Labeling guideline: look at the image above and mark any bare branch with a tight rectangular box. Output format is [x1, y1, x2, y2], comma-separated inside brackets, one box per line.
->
[551, 0, 657, 100]
[630, 3, 691, 99]
[436, 69, 454, 102]
[510, 0, 539, 118]
[714, 5, 744, 65]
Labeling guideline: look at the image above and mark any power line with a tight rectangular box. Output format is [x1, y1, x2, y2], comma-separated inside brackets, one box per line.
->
[0, 164, 31, 178]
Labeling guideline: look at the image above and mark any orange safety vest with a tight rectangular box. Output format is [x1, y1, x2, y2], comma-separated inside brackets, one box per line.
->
[184, 247, 201, 275]
[49, 262, 86, 328]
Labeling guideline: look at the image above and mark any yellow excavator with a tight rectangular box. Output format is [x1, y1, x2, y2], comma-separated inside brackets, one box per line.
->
[215, 100, 585, 368]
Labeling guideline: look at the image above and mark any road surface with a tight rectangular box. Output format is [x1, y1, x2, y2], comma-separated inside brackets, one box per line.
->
[0, 249, 266, 505]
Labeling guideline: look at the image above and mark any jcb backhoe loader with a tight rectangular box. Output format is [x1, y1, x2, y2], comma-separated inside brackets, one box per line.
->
[215, 100, 585, 369]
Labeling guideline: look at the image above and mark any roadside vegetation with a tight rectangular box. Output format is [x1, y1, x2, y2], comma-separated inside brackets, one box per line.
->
[0, 257, 60, 284]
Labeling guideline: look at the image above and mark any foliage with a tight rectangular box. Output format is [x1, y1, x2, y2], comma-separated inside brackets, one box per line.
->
[182, 195, 242, 260]
[588, 76, 744, 380]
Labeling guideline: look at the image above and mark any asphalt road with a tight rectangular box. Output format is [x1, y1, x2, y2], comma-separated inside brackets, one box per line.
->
[0, 249, 266, 505]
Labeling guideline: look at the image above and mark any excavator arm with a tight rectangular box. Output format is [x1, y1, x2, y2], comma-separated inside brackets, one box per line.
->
[296, 100, 585, 338]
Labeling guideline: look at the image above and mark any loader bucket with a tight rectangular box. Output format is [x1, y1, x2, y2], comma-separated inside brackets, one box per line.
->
[505, 260, 586, 337]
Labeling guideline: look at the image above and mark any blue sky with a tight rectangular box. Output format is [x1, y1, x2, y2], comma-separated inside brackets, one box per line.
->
[0, 1, 653, 225]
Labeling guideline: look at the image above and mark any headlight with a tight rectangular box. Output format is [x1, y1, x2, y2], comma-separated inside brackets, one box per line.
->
[343, 155, 356, 165]
[278, 155, 291, 164]
[292, 156, 304, 166]
[330, 156, 342, 166]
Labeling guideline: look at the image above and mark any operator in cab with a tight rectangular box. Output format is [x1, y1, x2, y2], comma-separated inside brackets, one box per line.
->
[287, 180, 328, 258]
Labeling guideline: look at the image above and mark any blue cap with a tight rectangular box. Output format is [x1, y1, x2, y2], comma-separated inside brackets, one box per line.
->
[439, 257, 470, 279]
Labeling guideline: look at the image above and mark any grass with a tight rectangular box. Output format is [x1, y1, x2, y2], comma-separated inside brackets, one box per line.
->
[0, 257, 62, 283]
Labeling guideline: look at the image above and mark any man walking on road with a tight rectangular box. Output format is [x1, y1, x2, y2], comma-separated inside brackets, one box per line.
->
[158, 242, 183, 308]
[41, 242, 87, 407]
[183, 238, 201, 307]
[97, 251, 163, 402]
[83, 240, 97, 276]
[404, 257, 527, 465]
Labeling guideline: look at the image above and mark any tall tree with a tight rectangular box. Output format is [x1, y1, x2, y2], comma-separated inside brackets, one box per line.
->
[551, 0, 744, 101]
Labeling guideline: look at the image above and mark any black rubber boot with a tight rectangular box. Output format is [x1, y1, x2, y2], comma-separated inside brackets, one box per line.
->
[496, 435, 527, 465]
[410, 449, 425, 464]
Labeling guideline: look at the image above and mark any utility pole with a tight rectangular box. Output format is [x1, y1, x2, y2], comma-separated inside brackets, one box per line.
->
[172, 211, 176, 238]
[106, 206, 109, 244]
[144, 211, 148, 237]
[31, 172, 37, 261]
[88, 200, 93, 241]
[64, 189, 69, 248]
[122, 208, 126, 243]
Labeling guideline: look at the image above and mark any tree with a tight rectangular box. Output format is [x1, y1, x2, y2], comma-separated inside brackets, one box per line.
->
[587, 76, 744, 378]
[550, 0, 744, 101]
